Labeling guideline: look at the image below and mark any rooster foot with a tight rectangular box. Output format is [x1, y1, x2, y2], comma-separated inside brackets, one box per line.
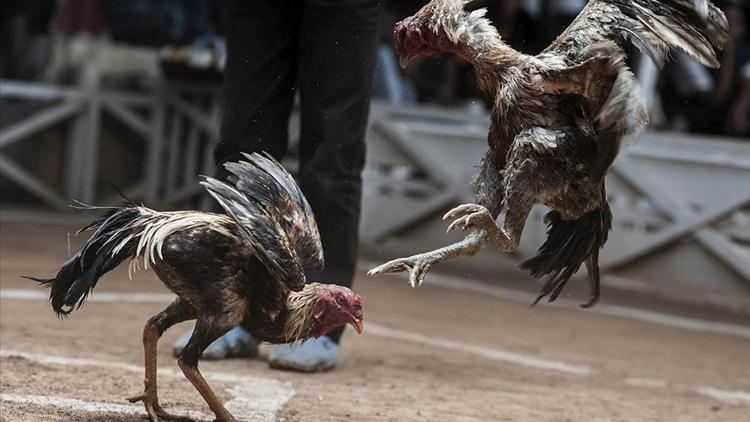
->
[128, 391, 189, 422]
[367, 254, 434, 287]
[443, 203, 496, 233]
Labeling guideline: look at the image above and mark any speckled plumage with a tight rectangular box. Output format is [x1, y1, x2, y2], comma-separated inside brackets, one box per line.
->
[202, 152, 324, 291]
[29, 153, 363, 422]
[373, 0, 728, 306]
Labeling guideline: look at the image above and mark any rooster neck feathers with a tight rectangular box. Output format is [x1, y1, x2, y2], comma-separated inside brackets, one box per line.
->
[428, 0, 524, 67]
[101, 208, 233, 273]
[281, 283, 323, 341]
[110, 209, 236, 276]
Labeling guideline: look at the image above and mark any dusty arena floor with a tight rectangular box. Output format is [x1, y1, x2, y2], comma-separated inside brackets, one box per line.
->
[1, 220, 750, 421]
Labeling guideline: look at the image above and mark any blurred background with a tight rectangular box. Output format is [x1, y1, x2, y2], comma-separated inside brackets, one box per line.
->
[1, 1, 750, 420]
[1, 0, 749, 312]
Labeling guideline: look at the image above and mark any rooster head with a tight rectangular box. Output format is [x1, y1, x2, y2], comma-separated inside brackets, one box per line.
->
[293, 283, 364, 337]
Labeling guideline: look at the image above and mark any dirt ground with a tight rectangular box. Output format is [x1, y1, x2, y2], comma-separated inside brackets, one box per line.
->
[1, 221, 749, 421]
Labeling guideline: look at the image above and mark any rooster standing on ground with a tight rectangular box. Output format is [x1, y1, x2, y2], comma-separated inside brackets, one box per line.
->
[370, 0, 728, 306]
[29, 153, 364, 422]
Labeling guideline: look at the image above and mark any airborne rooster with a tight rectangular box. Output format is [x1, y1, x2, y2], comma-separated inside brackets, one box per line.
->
[28, 153, 364, 422]
[370, 0, 728, 306]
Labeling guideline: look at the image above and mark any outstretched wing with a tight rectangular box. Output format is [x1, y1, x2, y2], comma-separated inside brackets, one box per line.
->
[535, 0, 728, 183]
[201, 153, 324, 291]
[540, 0, 728, 68]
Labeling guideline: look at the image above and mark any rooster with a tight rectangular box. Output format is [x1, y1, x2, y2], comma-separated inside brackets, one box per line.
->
[370, 0, 728, 307]
[28, 153, 364, 422]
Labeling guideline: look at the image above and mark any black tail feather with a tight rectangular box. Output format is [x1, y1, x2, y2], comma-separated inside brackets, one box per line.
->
[24, 207, 143, 317]
[521, 194, 612, 306]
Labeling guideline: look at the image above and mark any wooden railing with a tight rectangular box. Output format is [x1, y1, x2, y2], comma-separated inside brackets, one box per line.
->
[2, 80, 748, 299]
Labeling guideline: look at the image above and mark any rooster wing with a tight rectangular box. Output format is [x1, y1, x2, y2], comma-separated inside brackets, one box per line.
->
[541, 0, 728, 68]
[201, 152, 324, 291]
[535, 0, 729, 182]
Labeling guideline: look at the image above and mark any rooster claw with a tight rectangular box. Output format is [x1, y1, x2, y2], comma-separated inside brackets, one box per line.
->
[446, 217, 470, 233]
[367, 255, 433, 287]
[445, 205, 495, 234]
[367, 258, 410, 276]
[127, 392, 189, 422]
[442, 203, 485, 221]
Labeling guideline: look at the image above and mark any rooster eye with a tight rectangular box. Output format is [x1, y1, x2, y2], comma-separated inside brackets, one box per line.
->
[336, 296, 345, 305]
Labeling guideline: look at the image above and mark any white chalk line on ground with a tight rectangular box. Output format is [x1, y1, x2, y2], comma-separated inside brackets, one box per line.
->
[0, 394, 212, 421]
[366, 324, 591, 375]
[358, 262, 750, 340]
[0, 289, 591, 376]
[0, 349, 295, 422]
[622, 378, 750, 406]
[1, 394, 157, 417]
[693, 387, 750, 406]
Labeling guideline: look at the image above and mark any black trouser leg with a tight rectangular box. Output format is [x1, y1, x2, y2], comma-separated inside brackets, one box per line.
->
[297, 0, 381, 343]
[214, 0, 300, 166]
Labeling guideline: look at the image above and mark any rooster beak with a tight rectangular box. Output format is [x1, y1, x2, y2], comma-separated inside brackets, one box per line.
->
[349, 318, 364, 335]
[399, 55, 413, 69]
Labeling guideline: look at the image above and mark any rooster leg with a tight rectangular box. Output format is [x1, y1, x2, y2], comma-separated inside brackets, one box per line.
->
[178, 315, 237, 422]
[368, 230, 487, 287]
[443, 195, 532, 253]
[128, 299, 195, 422]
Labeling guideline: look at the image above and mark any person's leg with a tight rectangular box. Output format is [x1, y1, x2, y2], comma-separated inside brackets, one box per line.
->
[296, 0, 381, 298]
[267, 0, 380, 372]
[176, 0, 300, 359]
[213, 0, 300, 166]
[269, 0, 381, 373]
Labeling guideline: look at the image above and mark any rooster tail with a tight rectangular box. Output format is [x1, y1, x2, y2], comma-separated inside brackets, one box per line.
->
[520, 188, 612, 306]
[24, 206, 148, 317]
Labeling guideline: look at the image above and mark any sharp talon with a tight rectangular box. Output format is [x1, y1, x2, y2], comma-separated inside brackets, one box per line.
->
[447, 218, 463, 233]
[127, 394, 147, 403]
[369, 264, 392, 275]
[443, 204, 480, 221]
[580, 296, 599, 308]
[127, 390, 185, 422]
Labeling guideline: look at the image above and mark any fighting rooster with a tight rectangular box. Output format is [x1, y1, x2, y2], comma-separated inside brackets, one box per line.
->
[28, 153, 364, 422]
[370, 0, 728, 306]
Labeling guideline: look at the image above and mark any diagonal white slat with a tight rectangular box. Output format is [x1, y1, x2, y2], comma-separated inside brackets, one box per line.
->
[0, 101, 83, 148]
[611, 156, 750, 279]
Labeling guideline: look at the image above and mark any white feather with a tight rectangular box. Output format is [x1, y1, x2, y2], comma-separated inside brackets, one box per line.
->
[103, 208, 237, 275]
